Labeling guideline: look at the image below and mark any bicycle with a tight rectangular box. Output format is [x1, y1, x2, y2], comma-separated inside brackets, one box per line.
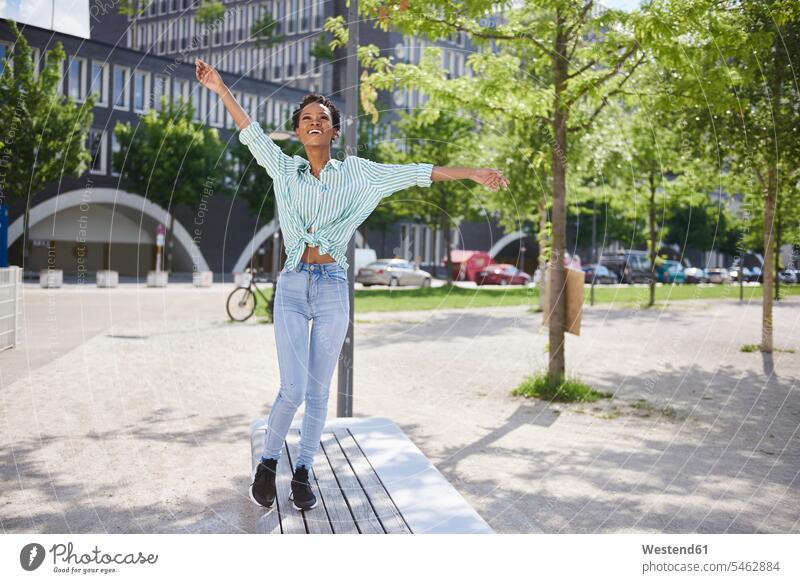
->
[226, 267, 277, 322]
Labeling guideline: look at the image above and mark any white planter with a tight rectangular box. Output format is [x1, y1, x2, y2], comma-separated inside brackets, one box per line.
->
[147, 271, 169, 287]
[96, 270, 119, 288]
[39, 269, 63, 288]
[234, 272, 252, 287]
[193, 270, 213, 287]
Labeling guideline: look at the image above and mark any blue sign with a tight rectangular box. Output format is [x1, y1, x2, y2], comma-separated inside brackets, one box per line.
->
[0, 205, 8, 268]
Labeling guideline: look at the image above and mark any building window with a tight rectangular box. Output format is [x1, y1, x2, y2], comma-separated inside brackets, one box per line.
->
[174, 78, 190, 107]
[287, 0, 296, 34]
[208, 89, 222, 126]
[110, 128, 121, 177]
[159, 21, 166, 53]
[192, 81, 203, 121]
[87, 129, 107, 175]
[133, 70, 149, 113]
[273, 47, 282, 80]
[275, 1, 284, 35]
[89, 61, 109, 107]
[67, 56, 87, 101]
[286, 44, 294, 78]
[153, 74, 170, 111]
[225, 11, 234, 44]
[300, 0, 309, 32]
[0, 43, 9, 76]
[313, 0, 323, 29]
[112, 65, 129, 110]
[299, 39, 308, 76]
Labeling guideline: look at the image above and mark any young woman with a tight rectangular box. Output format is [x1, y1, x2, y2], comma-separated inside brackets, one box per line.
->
[195, 58, 509, 512]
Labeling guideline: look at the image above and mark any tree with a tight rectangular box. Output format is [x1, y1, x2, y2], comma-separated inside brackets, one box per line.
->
[377, 108, 479, 284]
[113, 98, 228, 272]
[251, 13, 284, 49]
[345, 0, 651, 385]
[651, 0, 800, 352]
[0, 20, 95, 266]
[195, 1, 226, 26]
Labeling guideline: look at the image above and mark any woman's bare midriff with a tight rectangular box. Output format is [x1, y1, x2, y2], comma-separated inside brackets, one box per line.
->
[301, 226, 335, 263]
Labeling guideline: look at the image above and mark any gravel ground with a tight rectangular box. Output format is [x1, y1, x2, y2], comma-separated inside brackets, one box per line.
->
[1, 283, 798, 534]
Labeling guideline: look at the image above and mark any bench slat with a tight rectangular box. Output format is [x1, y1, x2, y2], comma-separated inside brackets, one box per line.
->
[320, 433, 384, 533]
[295, 430, 360, 534]
[333, 428, 411, 534]
[285, 431, 333, 534]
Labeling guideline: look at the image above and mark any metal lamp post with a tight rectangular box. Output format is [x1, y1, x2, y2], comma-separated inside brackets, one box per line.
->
[337, 0, 358, 418]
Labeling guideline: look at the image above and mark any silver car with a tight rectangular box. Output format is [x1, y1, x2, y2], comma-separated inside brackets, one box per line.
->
[357, 259, 432, 288]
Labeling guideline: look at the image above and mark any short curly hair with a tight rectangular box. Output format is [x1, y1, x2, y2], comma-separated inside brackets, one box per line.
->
[292, 93, 341, 142]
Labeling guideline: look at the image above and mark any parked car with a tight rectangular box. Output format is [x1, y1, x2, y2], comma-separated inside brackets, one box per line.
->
[476, 264, 532, 286]
[356, 259, 432, 287]
[750, 266, 764, 283]
[706, 267, 731, 284]
[684, 266, 708, 284]
[655, 260, 686, 284]
[778, 269, 799, 284]
[729, 265, 753, 282]
[582, 264, 618, 284]
[599, 250, 653, 284]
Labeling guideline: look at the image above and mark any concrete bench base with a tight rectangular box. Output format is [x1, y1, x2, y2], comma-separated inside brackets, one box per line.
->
[249, 416, 493, 534]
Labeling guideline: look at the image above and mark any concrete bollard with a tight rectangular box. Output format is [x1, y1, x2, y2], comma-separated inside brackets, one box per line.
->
[146, 271, 168, 287]
[96, 270, 119, 288]
[39, 269, 63, 288]
[234, 272, 252, 287]
[193, 270, 213, 287]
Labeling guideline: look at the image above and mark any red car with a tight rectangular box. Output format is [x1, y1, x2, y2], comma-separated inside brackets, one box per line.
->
[476, 264, 532, 286]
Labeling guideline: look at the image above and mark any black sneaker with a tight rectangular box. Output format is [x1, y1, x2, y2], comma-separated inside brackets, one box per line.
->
[249, 458, 278, 508]
[289, 465, 318, 511]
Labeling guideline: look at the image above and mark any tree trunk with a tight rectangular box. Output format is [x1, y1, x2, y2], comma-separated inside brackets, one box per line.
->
[548, 17, 569, 386]
[761, 32, 784, 353]
[537, 194, 549, 312]
[441, 188, 453, 285]
[775, 209, 781, 302]
[648, 172, 657, 307]
[761, 163, 777, 352]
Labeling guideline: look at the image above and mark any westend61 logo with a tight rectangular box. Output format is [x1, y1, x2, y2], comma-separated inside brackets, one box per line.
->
[19, 542, 159, 574]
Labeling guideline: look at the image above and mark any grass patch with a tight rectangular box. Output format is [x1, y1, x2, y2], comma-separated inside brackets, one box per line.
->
[355, 284, 538, 313]
[512, 372, 612, 403]
[356, 283, 800, 313]
[741, 343, 796, 353]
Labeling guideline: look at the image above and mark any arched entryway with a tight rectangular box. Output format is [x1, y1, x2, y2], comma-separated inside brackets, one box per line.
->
[7, 188, 210, 276]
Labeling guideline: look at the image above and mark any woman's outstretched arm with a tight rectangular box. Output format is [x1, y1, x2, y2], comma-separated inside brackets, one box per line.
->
[432, 166, 510, 192]
[196, 58, 290, 178]
[195, 58, 250, 129]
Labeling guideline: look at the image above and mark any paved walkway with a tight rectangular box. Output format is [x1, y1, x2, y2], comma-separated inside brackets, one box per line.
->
[1, 283, 798, 533]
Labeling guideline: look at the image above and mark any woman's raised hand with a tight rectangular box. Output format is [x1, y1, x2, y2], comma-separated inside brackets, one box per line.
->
[471, 168, 510, 192]
[195, 58, 225, 95]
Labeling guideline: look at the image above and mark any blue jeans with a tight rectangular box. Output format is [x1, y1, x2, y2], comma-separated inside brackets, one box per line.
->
[261, 260, 351, 471]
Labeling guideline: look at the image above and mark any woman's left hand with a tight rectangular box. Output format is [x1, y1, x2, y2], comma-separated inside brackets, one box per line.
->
[471, 168, 510, 191]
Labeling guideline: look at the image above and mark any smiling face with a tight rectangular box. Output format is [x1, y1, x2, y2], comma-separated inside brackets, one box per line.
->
[295, 101, 339, 147]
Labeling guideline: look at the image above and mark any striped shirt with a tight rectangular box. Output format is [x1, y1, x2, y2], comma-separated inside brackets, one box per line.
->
[238, 121, 434, 272]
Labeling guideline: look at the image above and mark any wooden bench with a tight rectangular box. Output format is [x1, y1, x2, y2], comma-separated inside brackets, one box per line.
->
[249, 416, 494, 534]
